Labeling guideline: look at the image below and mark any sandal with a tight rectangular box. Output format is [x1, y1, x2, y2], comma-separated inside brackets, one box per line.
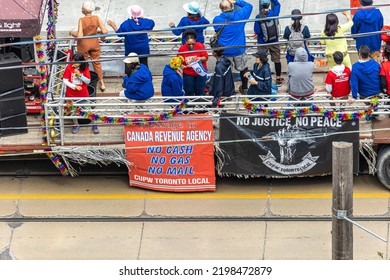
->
[99, 81, 106, 92]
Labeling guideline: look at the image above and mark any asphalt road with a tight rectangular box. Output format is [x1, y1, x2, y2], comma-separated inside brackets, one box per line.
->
[0, 173, 389, 260]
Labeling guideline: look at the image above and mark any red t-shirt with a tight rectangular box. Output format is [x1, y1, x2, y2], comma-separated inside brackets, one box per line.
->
[178, 42, 208, 76]
[325, 66, 351, 98]
[381, 26, 390, 43]
[380, 61, 390, 93]
[63, 64, 91, 98]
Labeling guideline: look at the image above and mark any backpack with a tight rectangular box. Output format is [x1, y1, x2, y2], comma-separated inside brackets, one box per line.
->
[260, 18, 279, 42]
[287, 25, 305, 56]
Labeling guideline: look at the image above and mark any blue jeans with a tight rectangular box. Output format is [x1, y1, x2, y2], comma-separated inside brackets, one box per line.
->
[183, 74, 207, 96]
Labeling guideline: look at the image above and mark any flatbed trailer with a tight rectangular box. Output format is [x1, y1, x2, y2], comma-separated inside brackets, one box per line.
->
[1, 37, 390, 190]
[1, 91, 390, 189]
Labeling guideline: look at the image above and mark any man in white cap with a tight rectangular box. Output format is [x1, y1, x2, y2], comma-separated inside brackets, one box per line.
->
[108, 5, 155, 67]
[169, 2, 210, 45]
[120, 53, 154, 101]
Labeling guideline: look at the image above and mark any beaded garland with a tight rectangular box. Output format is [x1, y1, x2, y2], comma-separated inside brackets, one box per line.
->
[46, 0, 59, 62]
[35, 35, 70, 176]
[65, 99, 189, 125]
[243, 97, 379, 120]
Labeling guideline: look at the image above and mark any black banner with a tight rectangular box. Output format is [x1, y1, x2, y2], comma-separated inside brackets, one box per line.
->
[219, 113, 359, 177]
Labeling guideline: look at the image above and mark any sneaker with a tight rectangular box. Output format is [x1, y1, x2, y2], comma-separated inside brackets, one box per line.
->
[276, 78, 285, 87]
[71, 125, 80, 134]
[92, 125, 100, 134]
[239, 85, 248, 94]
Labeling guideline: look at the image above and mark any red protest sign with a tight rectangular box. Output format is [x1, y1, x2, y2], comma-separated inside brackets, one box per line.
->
[124, 114, 216, 192]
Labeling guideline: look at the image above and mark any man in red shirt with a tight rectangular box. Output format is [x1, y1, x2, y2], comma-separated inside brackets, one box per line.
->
[325, 51, 351, 108]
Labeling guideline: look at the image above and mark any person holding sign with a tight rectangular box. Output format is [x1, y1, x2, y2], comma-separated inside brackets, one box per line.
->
[63, 53, 99, 134]
[177, 29, 208, 97]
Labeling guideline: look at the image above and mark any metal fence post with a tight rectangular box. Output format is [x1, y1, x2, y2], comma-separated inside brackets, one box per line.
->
[332, 141, 353, 260]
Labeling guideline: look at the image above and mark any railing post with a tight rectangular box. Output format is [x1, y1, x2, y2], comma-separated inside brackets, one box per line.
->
[332, 141, 354, 260]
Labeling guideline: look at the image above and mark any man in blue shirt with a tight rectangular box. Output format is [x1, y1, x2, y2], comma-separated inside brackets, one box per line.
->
[254, 0, 283, 86]
[351, 0, 383, 62]
[213, 0, 253, 94]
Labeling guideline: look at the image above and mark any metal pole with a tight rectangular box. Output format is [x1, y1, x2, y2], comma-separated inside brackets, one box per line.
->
[332, 141, 353, 260]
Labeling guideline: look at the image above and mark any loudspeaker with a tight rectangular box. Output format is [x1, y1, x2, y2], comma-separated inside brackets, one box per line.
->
[7, 38, 35, 62]
[0, 87, 24, 99]
[0, 52, 23, 94]
[0, 113, 28, 137]
[0, 95, 26, 118]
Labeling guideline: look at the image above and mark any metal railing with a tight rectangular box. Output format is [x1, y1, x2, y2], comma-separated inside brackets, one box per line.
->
[44, 93, 389, 146]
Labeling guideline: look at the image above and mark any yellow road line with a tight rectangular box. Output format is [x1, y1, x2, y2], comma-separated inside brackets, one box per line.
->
[0, 193, 389, 199]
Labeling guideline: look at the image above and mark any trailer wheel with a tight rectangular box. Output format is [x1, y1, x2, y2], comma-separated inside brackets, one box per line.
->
[376, 146, 390, 190]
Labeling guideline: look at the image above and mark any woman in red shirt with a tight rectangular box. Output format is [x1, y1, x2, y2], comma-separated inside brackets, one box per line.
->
[177, 29, 208, 96]
[63, 53, 98, 134]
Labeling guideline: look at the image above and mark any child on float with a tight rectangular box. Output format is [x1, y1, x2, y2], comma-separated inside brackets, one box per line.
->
[63, 52, 99, 134]
[325, 51, 351, 109]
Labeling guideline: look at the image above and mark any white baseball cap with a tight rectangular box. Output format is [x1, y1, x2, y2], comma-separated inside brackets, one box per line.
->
[123, 52, 139, 64]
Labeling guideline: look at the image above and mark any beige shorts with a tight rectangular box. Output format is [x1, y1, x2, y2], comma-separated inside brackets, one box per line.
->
[257, 44, 281, 63]
[225, 52, 248, 72]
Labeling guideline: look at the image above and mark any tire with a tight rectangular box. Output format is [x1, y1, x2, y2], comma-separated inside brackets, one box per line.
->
[376, 146, 390, 190]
